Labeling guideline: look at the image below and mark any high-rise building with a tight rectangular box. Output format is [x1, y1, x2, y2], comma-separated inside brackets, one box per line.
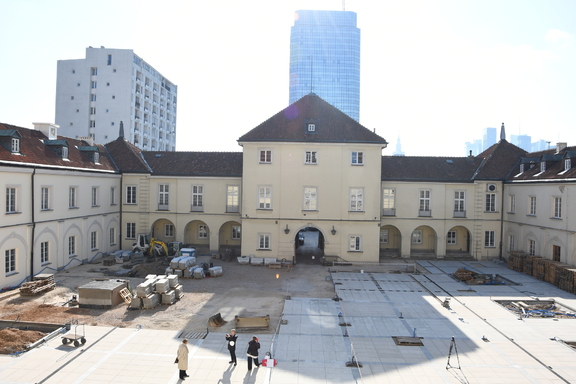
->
[289, 10, 360, 121]
[55, 47, 177, 151]
[511, 134, 532, 152]
[482, 127, 497, 151]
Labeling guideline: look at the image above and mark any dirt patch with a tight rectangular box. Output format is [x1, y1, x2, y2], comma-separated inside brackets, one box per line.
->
[0, 256, 337, 334]
[0, 328, 46, 354]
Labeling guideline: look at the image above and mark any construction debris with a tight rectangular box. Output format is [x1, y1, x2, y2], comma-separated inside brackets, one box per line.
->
[19, 274, 55, 296]
[453, 268, 504, 285]
[131, 274, 183, 310]
[208, 312, 227, 327]
[234, 314, 270, 332]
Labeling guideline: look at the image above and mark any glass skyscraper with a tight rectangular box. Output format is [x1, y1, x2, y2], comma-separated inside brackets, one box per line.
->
[289, 10, 360, 121]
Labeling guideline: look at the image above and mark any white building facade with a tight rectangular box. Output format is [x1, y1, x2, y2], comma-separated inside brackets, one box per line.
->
[55, 47, 177, 151]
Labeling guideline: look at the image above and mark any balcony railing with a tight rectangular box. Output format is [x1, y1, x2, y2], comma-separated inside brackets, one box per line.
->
[418, 210, 432, 217]
[158, 204, 169, 211]
[191, 205, 203, 212]
[381, 208, 396, 216]
[453, 210, 466, 218]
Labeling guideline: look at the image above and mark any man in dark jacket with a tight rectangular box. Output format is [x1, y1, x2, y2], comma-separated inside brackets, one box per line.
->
[226, 329, 238, 366]
[246, 336, 260, 370]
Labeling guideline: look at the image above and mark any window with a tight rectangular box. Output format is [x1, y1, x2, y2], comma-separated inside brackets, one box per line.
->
[126, 223, 136, 239]
[90, 120, 95, 127]
[126, 186, 137, 204]
[304, 150, 317, 164]
[11, 138, 20, 153]
[350, 188, 364, 211]
[259, 149, 272, 163]
[447, 231, 456, 245]
[41, 187, 50, 210]
[552, 245, 561, 262]
[69, 187, 77, 208]
[68, 236, 76, 257]
[232, 226, 241, 240]
[454, 191, 465, 214]
[107, 54, 112, 65]
[412, 230, 423, 244]
[349, 235, 362, 251]
[484, 231, 495, 247]
[62, 146, 68, 159]
[509, 235, 515, 251]
[91, 67, 98, 75]
[529, 239, 536, 256]
[91, 187, 99, 207]
[6, 187, 17, 213]
[227, 185, 239, 212]
[553, 197, 562, 218]
[258, 186, 272, 209]
[91, 81, 97, 89]
[158, 184, 169, 209]
[198, 225, 207, 238]
[40, 241, 49, 264]
[307, 123, 316, 132]
[91, 94, 97, 101]
[303, 187, 317, 210]
[351, 151, 364, 165]
[380, 229, 389, 243]
[90, 107, 96, 115]
[419, 190, 431, 215]
[90, 231, 98, 250]
[258, 234, 270, 250]
[110, 187, 117, 205]
[565, 159, 572, 171]
[191, 185, 203, 211]
[520, 163, 525, 173]
[529, 196, 536, 215]
[509, 195, 516, 213]
[485, 193, 496, 212]
[540, 162, 546, 172]
[165, 224, 174, 237]
[110, 227, 116, 246]
[382, 189, 395, 216]
[5, 249, 16, 274]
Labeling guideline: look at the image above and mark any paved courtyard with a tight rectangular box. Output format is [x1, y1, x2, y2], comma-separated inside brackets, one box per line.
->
[1, 260, 576, 383]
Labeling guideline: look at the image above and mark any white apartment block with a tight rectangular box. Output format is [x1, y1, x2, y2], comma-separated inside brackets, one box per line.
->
[55, 47, 177, 151]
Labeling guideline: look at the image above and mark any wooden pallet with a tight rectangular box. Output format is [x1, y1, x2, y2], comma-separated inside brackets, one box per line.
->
[20, 275, 55, 296]
[119, 288, 132, 304]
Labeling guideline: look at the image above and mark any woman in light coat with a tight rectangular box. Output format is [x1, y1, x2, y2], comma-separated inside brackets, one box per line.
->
[177, 339, 189, 380]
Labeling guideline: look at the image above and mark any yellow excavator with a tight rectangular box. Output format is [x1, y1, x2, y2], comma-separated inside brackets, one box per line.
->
[132, 233, 168, 257]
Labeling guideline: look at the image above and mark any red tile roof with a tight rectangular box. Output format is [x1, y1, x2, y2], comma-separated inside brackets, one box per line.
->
[238, 93, 387, 145]
[142, 152, 242, 177]
[0, 122, 117, 172]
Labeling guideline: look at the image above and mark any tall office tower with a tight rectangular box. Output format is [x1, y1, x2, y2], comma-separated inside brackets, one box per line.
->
[289, 10, 360, 121]
[511, 134, 532, 152]
[482, 127, 497, 151]
[56, 47, 177, 151]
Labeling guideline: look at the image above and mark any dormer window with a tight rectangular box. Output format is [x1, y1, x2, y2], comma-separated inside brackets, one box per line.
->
[519, 164, 525, 173]
[62, 146, 69, 160]
[307, 123, 316, 132]
[94, 152, 100, 163]
[305, 119, 318, 134]
[540, 162, 546, 172]
[565, 159, 572, 171]
[11, 138, 20, 153]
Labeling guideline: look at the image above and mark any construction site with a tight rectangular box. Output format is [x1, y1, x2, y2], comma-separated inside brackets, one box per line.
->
[1, 255, 576, 383]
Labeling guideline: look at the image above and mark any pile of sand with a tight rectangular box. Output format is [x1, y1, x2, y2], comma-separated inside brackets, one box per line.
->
[0, 328, 46, 354]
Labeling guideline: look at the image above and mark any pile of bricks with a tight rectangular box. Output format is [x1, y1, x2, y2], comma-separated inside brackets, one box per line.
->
[130, 274, 183, 309]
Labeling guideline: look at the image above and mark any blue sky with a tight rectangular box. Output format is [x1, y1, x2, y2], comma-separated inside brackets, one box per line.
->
[1, 0, 575, 156]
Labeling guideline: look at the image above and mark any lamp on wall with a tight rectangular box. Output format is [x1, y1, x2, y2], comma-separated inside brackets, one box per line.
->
[331, 226, 337, 235]
[284, 224, 290, 234]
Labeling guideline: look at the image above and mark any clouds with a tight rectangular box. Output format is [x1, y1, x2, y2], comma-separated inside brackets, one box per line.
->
[544, 29, 573, 47]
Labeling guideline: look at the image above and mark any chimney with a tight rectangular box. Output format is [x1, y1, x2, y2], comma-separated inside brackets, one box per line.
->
[79, 136, 94, 146]
[33, 122, 59, 140]
[556, 142, 567, 153]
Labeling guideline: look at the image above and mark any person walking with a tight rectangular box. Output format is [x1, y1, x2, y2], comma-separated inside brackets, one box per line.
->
[177, 338, 189, 380]
[226, 329, 238, 366]
[246, 336, 260, 370]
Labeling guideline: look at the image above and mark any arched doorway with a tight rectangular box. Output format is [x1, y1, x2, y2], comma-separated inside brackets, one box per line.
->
[446, 225, 471, 257]
[184, 220, 210, 254]
[218, 221, 241, 261]
[410, 225, 437, 257]
[294, 227, 325, 264]
[380, 225, 401, 259]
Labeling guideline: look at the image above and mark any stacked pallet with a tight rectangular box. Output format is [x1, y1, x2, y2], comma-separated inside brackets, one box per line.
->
[523, 256, 542, 276]
[558, 268, 576, 294]
[507, 251, 526, 272]
[20, 274, 55, 296]
[533, 258, 547, 281]
[166, 256, 199, 278]
[544, 261, 571, 286]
